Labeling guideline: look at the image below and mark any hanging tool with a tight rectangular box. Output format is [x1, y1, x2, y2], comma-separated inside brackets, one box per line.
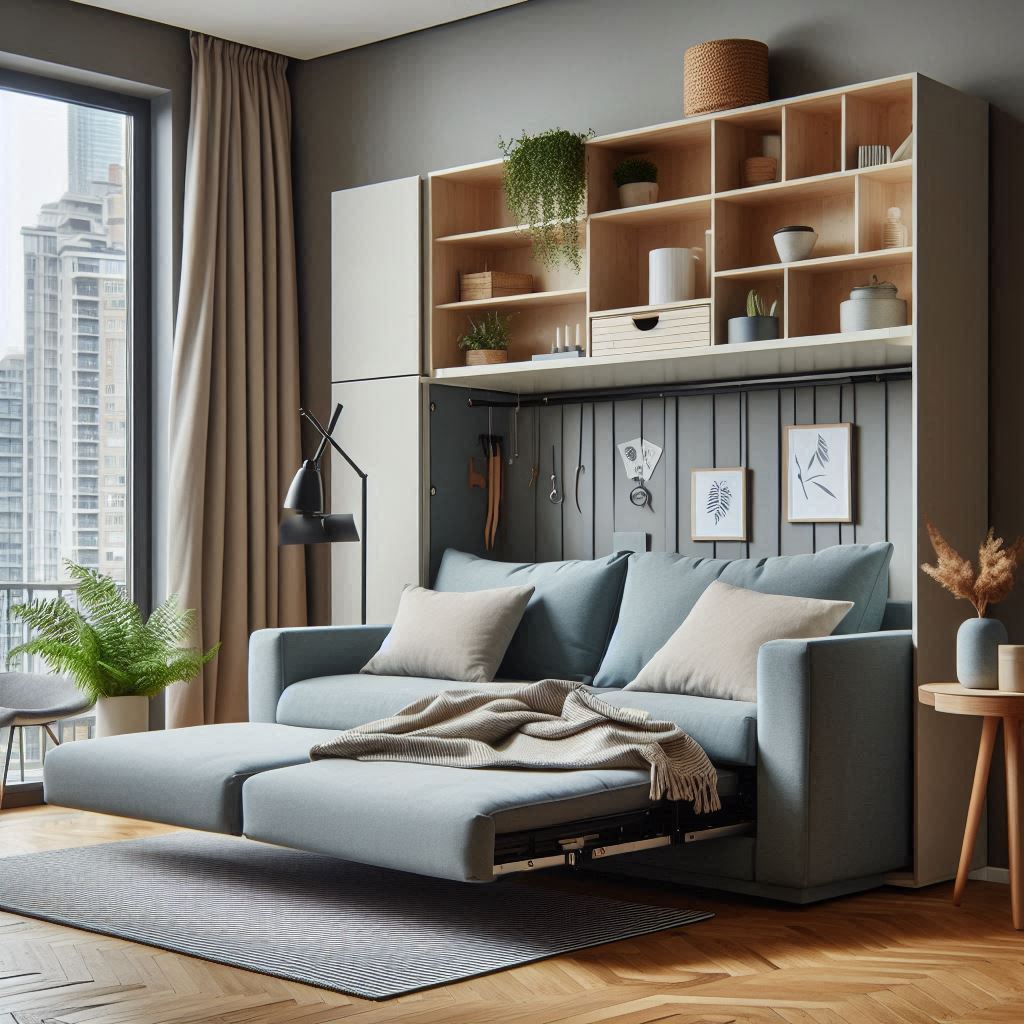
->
[480, 433, 504, 551]
[468, 456, 486, 489]
[549, 444, 564, 504]
[489, 435, 503, 550]
[528, 408, 540, 488]
[508, 396, 519, 466]
[574, 406, 586, 514]
[629, 478, 653, 510]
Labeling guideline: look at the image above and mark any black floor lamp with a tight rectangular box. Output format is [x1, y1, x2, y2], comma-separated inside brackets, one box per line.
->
[279, 404, 367, 625]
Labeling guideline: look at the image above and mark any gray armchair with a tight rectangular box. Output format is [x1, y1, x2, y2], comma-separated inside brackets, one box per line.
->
[0, 672, 93, 808]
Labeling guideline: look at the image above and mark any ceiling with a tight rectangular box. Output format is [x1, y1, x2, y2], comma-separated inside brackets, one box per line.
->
[69, 0, 527, 60]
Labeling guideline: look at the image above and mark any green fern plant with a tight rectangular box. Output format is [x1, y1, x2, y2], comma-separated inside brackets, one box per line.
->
[8, 561, 219, 701]
[498, 128, 591, 271]
[745, 288, 779, 318]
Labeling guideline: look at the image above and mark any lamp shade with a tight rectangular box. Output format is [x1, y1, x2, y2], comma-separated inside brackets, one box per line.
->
[283, 460, 323, 514]
[279, 513, 359, 546]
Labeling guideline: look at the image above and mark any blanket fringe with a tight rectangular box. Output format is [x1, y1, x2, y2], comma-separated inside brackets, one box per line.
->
[649, 753, 722, 813]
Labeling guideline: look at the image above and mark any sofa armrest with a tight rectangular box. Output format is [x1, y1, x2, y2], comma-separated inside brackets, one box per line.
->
[248, 625, 391, 723]
[755, 630, 913, 890]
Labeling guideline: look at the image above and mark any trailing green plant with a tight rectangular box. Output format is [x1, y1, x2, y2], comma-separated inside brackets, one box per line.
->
[8, 561, 219, 702]
[457, 311, 513, 352]
[498, 128, 591, 272]
[745, 288, 778, 318]
[613, 157, 658, 188]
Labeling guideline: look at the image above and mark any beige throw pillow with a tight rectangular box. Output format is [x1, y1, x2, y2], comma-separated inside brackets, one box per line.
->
[361, 584, 534, 683]
[625, 580, 853, 701]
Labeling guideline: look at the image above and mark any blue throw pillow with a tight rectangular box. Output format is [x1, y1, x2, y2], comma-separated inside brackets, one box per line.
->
[433, 549, 629, 683]
[592, 542, 893, 688]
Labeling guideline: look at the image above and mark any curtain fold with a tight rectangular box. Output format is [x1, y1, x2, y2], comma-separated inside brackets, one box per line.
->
[167, 33, 306, 727]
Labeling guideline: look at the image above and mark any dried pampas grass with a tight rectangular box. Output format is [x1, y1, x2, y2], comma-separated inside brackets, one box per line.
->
[921, 521, 1024, 618]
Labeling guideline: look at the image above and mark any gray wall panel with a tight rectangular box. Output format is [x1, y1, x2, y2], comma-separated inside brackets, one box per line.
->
[433, 380, 912, 589]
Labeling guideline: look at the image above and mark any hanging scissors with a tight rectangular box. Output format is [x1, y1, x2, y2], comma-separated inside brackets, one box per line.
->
[549, 444, 564, 504]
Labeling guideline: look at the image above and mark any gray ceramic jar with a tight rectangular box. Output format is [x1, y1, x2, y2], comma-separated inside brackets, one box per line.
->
[957, 617, 1009, 689]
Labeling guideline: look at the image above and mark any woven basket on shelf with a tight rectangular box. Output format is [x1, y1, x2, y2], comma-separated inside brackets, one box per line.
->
[683, 39, 769, 116]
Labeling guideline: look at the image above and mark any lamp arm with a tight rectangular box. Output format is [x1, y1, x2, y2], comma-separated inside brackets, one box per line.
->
[309, 404, 343, 464]
[300, 406, 368, 480]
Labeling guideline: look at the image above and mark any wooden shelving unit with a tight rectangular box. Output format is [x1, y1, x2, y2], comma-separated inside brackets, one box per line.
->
[422, 73, 992, 893]
[427, 74, 920, 388]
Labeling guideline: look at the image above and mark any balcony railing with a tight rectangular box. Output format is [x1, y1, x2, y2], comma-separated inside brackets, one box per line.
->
[0, 580, 94, 790]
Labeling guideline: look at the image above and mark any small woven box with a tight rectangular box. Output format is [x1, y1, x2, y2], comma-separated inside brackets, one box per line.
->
[684, 39, 769, 116]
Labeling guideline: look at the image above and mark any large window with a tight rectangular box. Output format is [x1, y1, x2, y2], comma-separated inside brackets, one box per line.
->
[0, 74, 149, 791]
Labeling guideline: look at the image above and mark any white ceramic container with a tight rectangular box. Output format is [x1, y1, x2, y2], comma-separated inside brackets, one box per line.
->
[619, 182, 658, 208]
[999, 645, 1024, 693]
[648, 247, 702, 305]
[773, 226, 817, 263]
[839, 279, 908, 332]
[95, 695, 149, 737]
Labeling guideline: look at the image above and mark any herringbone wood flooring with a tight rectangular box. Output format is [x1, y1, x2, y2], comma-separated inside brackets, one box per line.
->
[2, 806, 1024, 1023]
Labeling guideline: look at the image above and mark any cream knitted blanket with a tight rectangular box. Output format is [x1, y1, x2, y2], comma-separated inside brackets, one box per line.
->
[309, 679, 721, 813]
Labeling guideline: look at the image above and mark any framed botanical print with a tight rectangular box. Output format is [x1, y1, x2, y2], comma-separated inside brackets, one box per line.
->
[783, 423, 853, 523]
[691, 467, 747, 541]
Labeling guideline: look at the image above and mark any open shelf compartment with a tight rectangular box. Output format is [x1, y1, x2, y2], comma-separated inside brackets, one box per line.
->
[843, 79, 914, 170]
[787, 256, 913, 339]
[715, 176, 855, 272]
[589, 202, 711, 314]
[587, 120, 712, 216]
[713, 107, 783, 192]
[714, 270, 784, 347]
[783, 95, 842, 180]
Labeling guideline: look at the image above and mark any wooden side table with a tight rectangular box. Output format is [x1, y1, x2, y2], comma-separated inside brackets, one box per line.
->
[919, 682, 1024, 928]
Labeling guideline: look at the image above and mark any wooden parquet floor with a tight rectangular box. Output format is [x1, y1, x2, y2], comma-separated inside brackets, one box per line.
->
[2, 807, 1024, 1023]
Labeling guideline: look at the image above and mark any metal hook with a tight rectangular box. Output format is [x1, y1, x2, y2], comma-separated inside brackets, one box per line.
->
[549, 444, 564, 504]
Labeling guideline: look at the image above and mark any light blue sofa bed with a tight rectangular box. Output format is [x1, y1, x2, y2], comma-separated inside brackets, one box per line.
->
[44, 541, 912, 905]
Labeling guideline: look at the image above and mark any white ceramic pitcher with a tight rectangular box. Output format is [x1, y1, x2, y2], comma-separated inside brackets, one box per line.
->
[649, 247, 702, 305]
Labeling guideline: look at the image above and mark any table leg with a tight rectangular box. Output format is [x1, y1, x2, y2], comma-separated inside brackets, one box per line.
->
[1005, 716, 1024, 930]
[955, 715, 1000, 906]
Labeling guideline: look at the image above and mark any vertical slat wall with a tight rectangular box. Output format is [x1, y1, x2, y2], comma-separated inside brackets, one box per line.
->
[429, 379, 913, 597]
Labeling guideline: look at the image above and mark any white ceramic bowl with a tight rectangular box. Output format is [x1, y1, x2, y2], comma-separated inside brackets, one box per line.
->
[773, 227, 817, 263]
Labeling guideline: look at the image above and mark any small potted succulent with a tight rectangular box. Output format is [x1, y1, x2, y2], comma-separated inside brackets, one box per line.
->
[727, 288, 779, 344]
[613, 157, 659, 208]
[458, 311, 513, 366]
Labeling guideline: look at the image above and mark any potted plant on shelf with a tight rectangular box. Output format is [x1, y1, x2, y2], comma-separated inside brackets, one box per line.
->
[921, 522, 1024, 689]
[613, 157, 659, 208]
[727, 288, 779, 343]
[8, 561, 219, 737]
[458, 311, 513, 366]
[499, 128, 590, 271]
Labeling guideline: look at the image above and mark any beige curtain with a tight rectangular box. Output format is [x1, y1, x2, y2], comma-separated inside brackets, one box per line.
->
[166, 33, 307, 727]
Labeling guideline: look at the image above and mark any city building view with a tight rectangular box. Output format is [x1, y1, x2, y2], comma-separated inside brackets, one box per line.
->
[0, 94, 131, 775]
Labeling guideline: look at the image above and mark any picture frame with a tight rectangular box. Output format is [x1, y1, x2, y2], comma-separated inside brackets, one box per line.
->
[783, 423, 854, 524]
[691, 467, 748, 542]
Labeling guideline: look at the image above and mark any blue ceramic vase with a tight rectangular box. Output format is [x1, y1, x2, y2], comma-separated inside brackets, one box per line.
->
[957, 617, 1008, 689]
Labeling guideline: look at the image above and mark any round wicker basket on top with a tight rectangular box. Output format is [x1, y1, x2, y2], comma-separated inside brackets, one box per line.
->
[683, 39, 769, 116]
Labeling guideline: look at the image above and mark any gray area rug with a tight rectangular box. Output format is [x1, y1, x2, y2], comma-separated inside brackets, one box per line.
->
[0, 832, 711, 999]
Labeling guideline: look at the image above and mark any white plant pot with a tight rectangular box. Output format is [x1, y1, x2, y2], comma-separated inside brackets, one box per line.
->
[648, 247, 702, 305]
[95, 695, 149, 738]
[618, 182, 658, 208]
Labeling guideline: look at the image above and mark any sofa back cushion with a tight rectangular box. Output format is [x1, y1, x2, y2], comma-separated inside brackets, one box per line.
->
[433, 549, 629, 682]
[593, 541, 893, 689]
[361, 584, 534, 683]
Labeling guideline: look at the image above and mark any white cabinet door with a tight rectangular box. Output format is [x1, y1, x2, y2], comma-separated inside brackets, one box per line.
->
[331, 177, 421, 382]
[330, 377, 424, 625]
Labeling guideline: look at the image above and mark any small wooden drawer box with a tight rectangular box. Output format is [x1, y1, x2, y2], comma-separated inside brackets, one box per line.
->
[459, 271, 533, 302]
[590, 303, 711, 357]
